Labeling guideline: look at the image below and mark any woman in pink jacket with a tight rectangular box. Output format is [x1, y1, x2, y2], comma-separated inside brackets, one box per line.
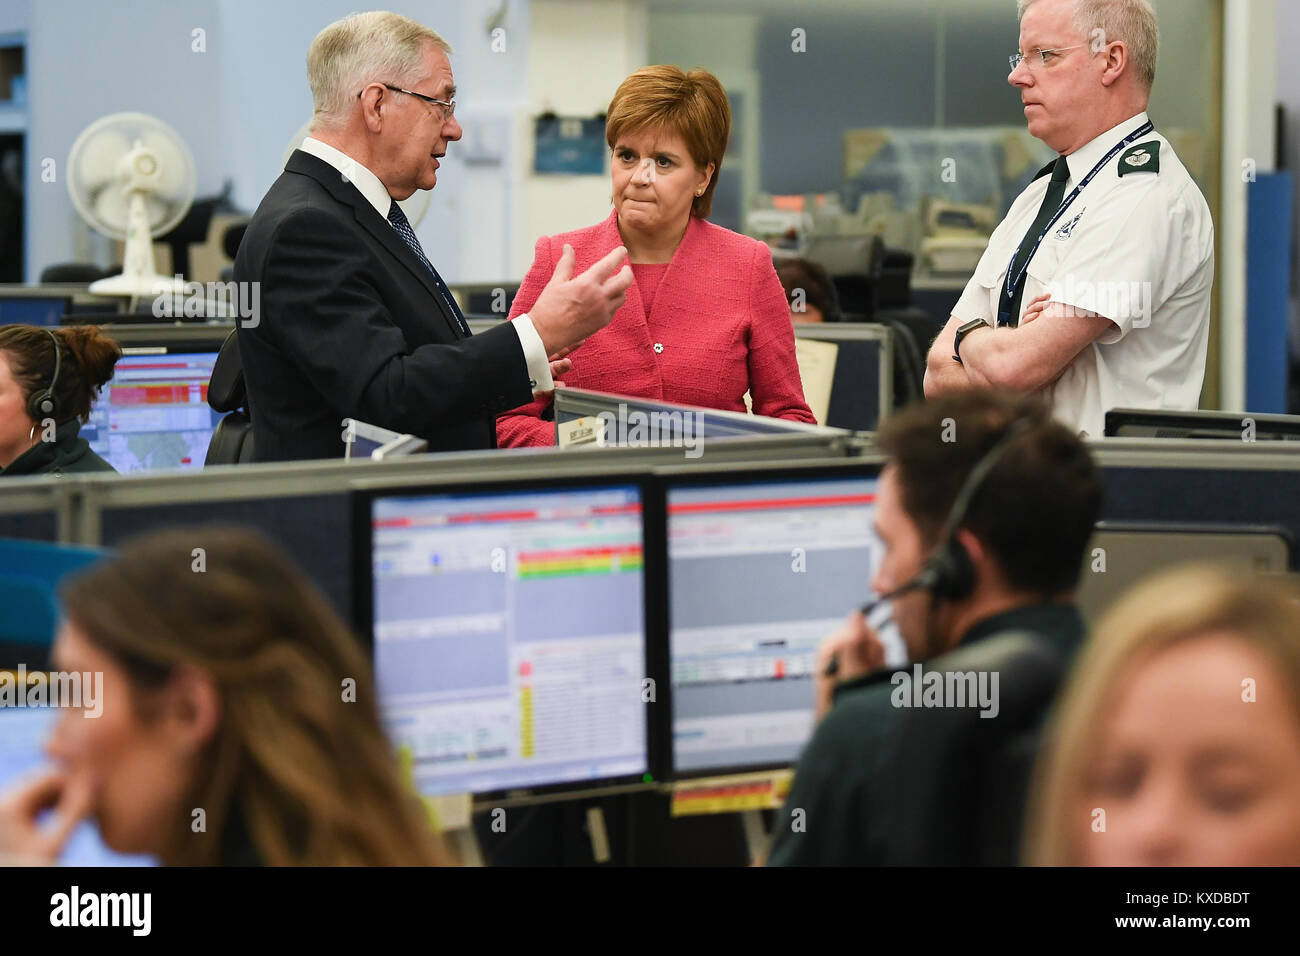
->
[498, 65, 815, 447]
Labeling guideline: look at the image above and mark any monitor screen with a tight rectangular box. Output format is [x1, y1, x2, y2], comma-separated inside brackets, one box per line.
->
[349, 434, 387, 459]
[667, 472, 894, 776]
[0, 297, 71, 328]
[82, 350, 221, 472]
[368, 483, 649, 797]
[0, 705, 154, 866]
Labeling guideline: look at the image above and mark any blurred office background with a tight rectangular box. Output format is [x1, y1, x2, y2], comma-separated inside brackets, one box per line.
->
[0, 0, 1291, 409]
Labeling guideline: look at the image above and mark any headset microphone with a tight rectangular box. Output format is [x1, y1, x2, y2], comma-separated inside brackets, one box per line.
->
[823, 577, 929, 678]
[857, 570, 935, 618]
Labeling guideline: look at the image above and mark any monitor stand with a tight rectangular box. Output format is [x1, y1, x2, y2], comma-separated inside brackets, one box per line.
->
[741, 809, 772, 866]
[450, 827, 484, 867]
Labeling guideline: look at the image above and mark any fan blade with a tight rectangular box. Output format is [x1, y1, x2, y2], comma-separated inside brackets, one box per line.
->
[77, 127, 132, 194]
[143, 193, 178, 231]
[92, 183, 131, 233]
[140, 128, 193, 199]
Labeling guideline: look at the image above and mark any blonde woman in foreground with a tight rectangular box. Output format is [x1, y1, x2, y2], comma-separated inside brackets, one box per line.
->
[1025, 564, 1300, 866]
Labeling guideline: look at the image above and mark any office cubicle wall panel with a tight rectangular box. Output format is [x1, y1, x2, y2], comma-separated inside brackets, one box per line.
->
[0, 479, 71, 542]
[1100, 466, 1300, 549]
[0, 510, 58, 542]
[1096, 443, 1300, 578]
[75, 437, 861, 643]
[102, 323, 237, 350]
[97, 494, 354, 623]
[1078, 525, 1292, 624]
[793, 324, 893, 433]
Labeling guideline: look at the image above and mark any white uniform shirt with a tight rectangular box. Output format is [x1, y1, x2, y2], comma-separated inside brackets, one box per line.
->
[951, 112, 1214, 437]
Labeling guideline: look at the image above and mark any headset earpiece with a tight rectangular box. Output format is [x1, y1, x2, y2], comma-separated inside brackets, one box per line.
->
[27, 329, 61, 424]
[922, 537, 975, 603]
[914, 418, 1034, 606]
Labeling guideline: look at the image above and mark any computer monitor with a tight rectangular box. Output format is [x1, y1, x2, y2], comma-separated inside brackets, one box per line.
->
[664, 466, 897, 778]
[0, 296, 71, 328]
[82, 347, 221, 472]
[1104, 407, 1300, 440]
[0, 704, 154, 866]
[357, 480, 651, 800]
[342, 419, 428, 460]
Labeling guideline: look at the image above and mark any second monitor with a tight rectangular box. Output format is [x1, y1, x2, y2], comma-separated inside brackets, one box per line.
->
[82, 347, 221, 472]
[665, 466, 892, 777]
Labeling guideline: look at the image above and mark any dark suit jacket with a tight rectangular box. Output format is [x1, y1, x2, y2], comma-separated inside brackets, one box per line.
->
[233, 150, 534, 462]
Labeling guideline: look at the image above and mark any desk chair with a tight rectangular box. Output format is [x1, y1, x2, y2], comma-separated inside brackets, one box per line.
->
[881, 631, 1077, 866]
[205, 330, 254, 465]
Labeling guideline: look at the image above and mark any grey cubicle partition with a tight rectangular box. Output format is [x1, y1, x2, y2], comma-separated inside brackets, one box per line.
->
[0, 477, 74, 543]
[104, 323, 236, 349]
[62, 433, 862, 624]
[36, 411, 1300, 636]
[553, 387, 852, 444]
[1077, 522, 1293, 624]
[1092, 439, 1300, 553]
[470, 318, 894, 436]
[793, 323, 893, 433]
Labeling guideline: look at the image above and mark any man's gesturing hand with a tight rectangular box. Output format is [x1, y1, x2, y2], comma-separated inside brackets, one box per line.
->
[527, 244, 633, 356]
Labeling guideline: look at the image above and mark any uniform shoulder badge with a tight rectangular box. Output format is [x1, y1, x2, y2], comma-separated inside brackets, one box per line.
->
[1119, 141, 1160, 177]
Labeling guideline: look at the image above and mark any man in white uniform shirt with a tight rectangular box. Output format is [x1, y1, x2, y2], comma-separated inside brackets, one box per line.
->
[925, 0, 1213, 437]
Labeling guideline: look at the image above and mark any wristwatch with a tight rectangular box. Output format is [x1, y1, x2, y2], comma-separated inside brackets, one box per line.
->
[952, 319, 990, 365]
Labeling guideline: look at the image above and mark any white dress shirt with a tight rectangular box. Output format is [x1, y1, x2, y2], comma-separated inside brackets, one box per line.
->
[951, 112, 1214, 437]
[299, 136, 552, 393]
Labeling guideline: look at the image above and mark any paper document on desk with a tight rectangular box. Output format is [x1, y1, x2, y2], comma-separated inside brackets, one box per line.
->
[795, 337, 838, 426]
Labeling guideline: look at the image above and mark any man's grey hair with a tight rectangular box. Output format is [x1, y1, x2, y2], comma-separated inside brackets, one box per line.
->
[307, 11, 452, 129]
[1017, 0, 1158, 91]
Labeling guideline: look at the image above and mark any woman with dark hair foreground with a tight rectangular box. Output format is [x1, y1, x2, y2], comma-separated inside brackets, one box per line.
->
[0, 526, 448, 866]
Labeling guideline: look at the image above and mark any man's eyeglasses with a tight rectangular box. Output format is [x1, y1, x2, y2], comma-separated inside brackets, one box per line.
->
[358, 83, 456, 121]
[1009, 45, 1084, 71]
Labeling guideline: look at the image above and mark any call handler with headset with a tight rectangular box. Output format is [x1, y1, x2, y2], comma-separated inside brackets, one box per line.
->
[766, 390, 1099, 866]
[925, 0, 1213, 438]
[235, 11, 633, 463]
[0, 325, 120, 477]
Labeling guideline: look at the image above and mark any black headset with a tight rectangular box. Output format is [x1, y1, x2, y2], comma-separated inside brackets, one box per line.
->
[27, 329, 62, 423]
[864, 417, 1036, 613]
[826, 417, 1037, 679]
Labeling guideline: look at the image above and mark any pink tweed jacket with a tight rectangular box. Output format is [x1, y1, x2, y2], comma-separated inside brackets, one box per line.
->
[497, 209, 816, 447]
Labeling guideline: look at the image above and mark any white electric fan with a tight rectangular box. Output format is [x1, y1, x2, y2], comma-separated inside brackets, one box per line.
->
[282, 119, 431, 225]
[67, 112, 196, 297]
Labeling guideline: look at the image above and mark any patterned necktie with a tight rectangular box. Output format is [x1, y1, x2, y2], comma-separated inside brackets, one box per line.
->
[386, 201, 470, 336]
[998, 155, 1070, 328]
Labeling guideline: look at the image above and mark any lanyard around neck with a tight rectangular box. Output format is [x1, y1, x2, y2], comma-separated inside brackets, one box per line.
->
[1003, 120, 1155, 302]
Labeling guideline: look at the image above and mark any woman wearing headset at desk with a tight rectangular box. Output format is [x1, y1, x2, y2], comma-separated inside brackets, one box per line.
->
[0, 324, 120, 476]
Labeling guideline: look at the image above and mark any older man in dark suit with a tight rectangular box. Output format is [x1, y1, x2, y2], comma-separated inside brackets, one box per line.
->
[235, 11, 631, 462]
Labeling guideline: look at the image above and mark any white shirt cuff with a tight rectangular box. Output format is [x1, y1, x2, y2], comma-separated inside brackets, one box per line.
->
[511, 314, 553, 392]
